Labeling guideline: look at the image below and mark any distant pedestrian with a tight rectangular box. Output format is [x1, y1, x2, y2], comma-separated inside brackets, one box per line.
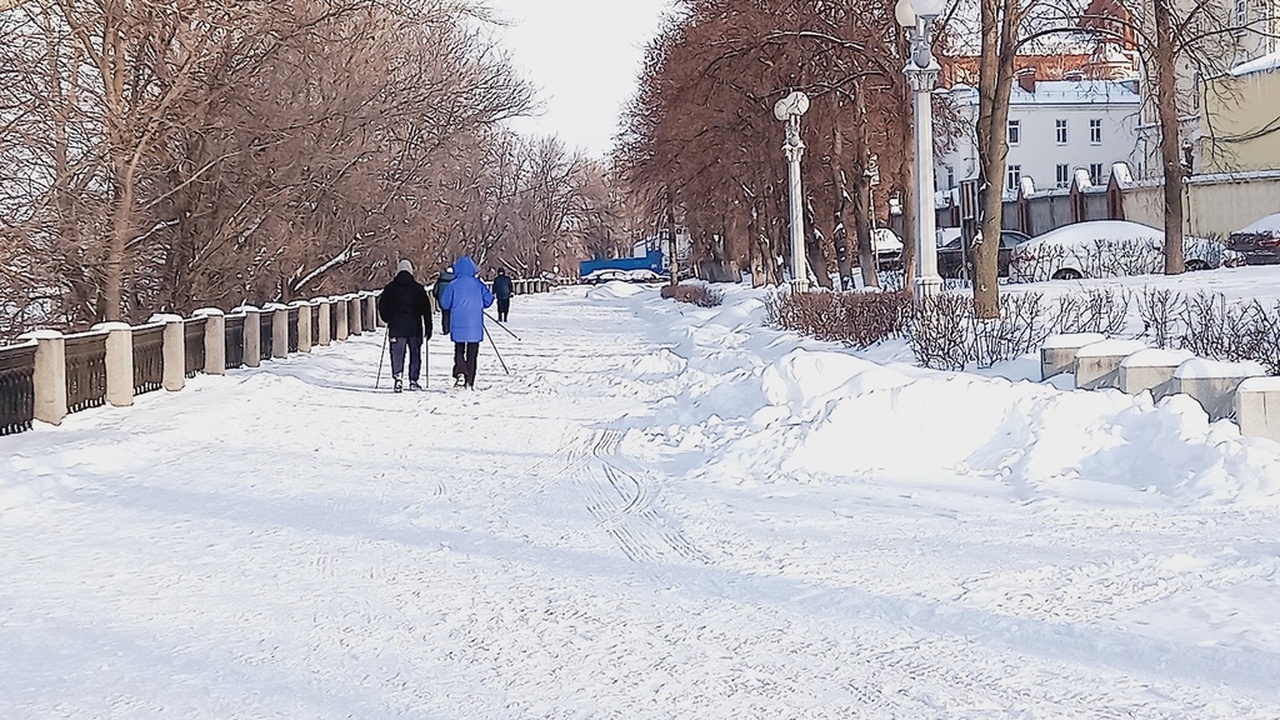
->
[439, 255, 493, 389]
[433, 266, 455, 334]
[377, 259, 432, 393]
[493, 269, 513, 322]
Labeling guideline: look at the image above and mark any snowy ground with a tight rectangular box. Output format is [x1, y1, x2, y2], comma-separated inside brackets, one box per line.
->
[3, 282, 1280, 718]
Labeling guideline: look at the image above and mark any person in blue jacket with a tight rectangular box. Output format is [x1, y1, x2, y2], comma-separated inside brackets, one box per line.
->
[438, 255, 494, 389]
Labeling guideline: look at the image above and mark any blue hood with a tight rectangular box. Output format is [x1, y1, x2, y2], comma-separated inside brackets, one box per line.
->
[454, 256, 477, 278]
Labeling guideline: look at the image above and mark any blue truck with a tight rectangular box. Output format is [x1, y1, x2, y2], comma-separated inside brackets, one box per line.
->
[578, 246, 667, 284]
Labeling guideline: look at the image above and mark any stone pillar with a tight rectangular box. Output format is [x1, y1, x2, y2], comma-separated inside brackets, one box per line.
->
[1040, 333, 1106, 381]
[335, 296, 350, 341]
[21, 330, 67, 425]
[363, 292, 377, 331]
[348, 294, 363, 335]
[315, 298, 332, 346]
[266, 304, 289, 359]
[239, 305, 262, 368]
[1074, 339, 1147, 391]
[292, 302, 312, 353]
[1236, 377, 1280, 443]
[194, 308, 226, 375]
[151, 314, 186, 392]
[92, 322, 134, 407]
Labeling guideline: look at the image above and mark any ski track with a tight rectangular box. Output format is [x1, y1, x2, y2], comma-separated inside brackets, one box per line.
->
[2, 288, 1280, 718]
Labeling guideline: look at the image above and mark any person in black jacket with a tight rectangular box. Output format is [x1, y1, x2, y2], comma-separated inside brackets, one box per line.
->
[492, 269, 513, 322]
[432, 266, 455, 334]
[377, 259, 432, 392]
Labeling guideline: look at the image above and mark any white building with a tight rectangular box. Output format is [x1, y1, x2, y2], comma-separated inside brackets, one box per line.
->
[936, 75, 1142, 199]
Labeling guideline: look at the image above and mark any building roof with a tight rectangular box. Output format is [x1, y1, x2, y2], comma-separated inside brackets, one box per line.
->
[1230, 50, 1280, 78]
[948, 80, 1141, 106]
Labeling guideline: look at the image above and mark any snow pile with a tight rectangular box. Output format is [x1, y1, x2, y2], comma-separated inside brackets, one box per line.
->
[597, 285, 1280, 506]
[585, 280, 648, 300]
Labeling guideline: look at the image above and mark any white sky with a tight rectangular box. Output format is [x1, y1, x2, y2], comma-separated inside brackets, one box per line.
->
[485, 0, 675, 158]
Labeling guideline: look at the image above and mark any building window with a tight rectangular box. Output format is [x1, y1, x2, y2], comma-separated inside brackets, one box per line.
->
[1090, 119, 1102, 145]
[1056, 164, 1070, 187]
[1008, 119, 1021, 146]
[1235, 0, 1247, 26]
[1055, 119, 1068, 145]
[1089, 163, 1105, 185]
[946, 165, 955, 190]
[1006, 164, 1022, 192]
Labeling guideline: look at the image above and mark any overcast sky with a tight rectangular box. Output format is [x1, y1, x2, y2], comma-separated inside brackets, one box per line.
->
[485, 0, 675, 158]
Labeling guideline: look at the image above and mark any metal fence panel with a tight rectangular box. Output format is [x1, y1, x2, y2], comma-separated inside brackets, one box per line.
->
[185, 318, 207, 378]
[288, 308, 299, 353]
[64, 332, 108, 414]
[259, 312, 274, 361]
[224, 315, 245, 369]
[132, 325, 165, 395]
[0, 344, 36, 436]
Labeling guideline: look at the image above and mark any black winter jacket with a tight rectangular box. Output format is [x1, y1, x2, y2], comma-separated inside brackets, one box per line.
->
[493, 273, 513, 300]
[378, 271, 433, 339]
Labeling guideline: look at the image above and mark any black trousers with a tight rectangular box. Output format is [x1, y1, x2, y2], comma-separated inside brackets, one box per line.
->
[440, 309, 451, 335]
[496, 297, 511, 321]
[388, 335, 422, 382]
[452, 342, 479, 386]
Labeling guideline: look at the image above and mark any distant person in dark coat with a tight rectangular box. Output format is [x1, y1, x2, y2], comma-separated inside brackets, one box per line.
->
[439, 255, 493, 389]
[433, 266, 455, 334]
[377, 259, 432, 392]
[492, 269, 513, 322]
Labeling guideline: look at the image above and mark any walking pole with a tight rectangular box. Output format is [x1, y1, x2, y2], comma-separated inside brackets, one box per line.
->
[484, 327, 510, 375]
[483, 310, 521, 341]
[375, 329, 388, 389]
[424, 335, 430, 388]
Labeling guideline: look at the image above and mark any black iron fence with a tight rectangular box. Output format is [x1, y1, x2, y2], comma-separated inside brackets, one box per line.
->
[185, 318, 207, 378]
[64, 332, 108, 414]
[132, 325, 164, 395]
[225, 315, 245, 369]
[0, 343, 36, 436]
[259, 311, 274, 361]
[310, 305, 321, 344]
[329, 302, 338, 336]
[288, 308, 300, 353]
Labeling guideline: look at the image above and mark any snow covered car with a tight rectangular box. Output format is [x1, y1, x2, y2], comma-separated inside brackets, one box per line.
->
[936, 229, 1030, 279]
[1227, 212, 1280, 265]
[1007, 220, 1234, 283]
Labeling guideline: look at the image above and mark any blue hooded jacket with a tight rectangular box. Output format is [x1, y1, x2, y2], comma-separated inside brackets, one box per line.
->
[439, 255, 493, 343]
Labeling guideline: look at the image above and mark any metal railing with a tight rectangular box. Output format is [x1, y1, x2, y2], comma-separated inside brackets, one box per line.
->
[65, 331, 108, 414]
[132, 324, 165, 395]
[0, 343, 36, 437]
[184, 318, 207, 378]
[288, 308, 300, 353]
[310, 306, 320, 343]
[225, 315, 245, 369]
[259, 311, 274, 362]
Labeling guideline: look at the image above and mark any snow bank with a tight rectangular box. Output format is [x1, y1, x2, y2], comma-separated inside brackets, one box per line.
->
[585, 281, 648, 300]
[598, 285, 1280, 506]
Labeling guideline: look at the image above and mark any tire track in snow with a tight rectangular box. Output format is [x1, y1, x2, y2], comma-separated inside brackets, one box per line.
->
[577, 425, 709, 566]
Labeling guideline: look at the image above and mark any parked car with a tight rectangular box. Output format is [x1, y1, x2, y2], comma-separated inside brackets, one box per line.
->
[936, 229, 1031, 279]
[850, 228, 905, 270]
[1227, 212, 1280, 265]
[1008, 220, 1235, 283]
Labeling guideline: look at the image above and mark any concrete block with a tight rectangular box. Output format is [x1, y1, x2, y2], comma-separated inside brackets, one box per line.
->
[1175, 358, 1268, 422]
[21, 330, 67, 425]
[264, 303, 289, 359]
[1074, 339, 1148, 390]
[1119, 348, 1195, 399]
[236, 305, 261, 368]
[1236, 376, 1280, 443]
[150, 314, 186, 392]
[92, 322, 134, 407]
[1041, 333, 1106, 380]
[313, 298, 331, 346]
[291, 302, 312, 353]
[349, 295, 363, 335]
[334, 296, 350, 341]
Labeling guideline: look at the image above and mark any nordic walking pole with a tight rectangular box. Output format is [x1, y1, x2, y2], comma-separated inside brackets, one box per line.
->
[483, 310, 521, 341]
[485, 326, 510, 375]
[375, 329, 388, 389]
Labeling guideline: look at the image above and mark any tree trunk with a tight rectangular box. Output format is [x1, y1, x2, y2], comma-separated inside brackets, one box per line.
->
[973, 0, 1017, 319]
[804, 200, 833, 288]
[1153, 0, 1186, 274]
[830, 115, 854, 290]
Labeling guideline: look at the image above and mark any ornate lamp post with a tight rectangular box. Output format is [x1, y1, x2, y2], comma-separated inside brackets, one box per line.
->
[774, 91, 811, 292]
[896, 0, 946, 301]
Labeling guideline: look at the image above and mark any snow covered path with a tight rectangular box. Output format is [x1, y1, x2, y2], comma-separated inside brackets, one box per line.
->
[4, 285, 1280, 718]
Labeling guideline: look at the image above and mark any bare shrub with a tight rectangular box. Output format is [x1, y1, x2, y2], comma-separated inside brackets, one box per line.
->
[661, 283, 723, 307]
[910, 294, 974, 370]
[973, 292, 1052, 368]
[1052, 287, 1130, 335]
[1136, 286, 1185, 348]
[1179, 293, 1280, 374]
[766, 290, 912, 347]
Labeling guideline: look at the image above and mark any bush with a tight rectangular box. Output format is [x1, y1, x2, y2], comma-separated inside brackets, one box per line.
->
[660, 283, 724, 307]
[1051, 287, 1130, 335]
[1180, 293, 1280, 374]
[910, 291, 1051, 370]
[765, 289, 913, 348]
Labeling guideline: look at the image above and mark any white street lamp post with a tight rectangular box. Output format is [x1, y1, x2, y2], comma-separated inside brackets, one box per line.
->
[896, 0, 946, 301]
[774, 91, 811, 293]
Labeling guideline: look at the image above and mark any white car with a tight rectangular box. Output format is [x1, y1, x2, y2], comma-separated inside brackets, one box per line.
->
[1008, 220, 1234, 283]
